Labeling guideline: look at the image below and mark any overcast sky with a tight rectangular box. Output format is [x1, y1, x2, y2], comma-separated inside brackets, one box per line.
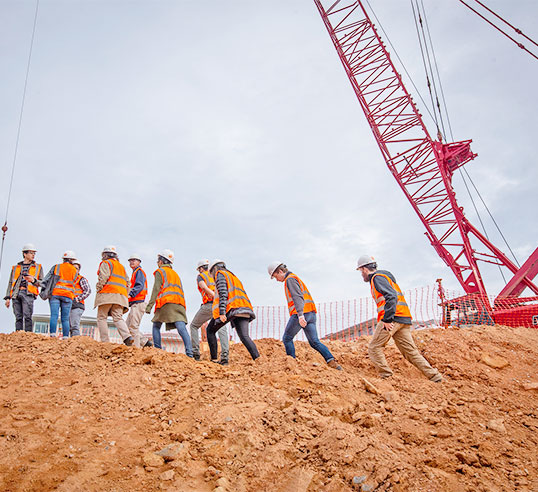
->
[1, 0, 537, 334]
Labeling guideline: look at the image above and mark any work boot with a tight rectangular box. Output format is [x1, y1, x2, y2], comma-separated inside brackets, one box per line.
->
[123, 336, 134, 347]
[143, 339, 153, 348]
[218, 358, 229, 366]
[193, 353, 201, 361]
[327, 359, 343, 371]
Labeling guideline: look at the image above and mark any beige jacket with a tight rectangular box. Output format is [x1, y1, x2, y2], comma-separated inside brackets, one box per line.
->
[94, 260, 129, 312]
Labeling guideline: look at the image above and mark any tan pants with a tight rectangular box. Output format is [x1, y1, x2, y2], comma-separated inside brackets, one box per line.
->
[126, 301, 147, 347]
[368, 321, 441, 381]
[97, 304, 130, 343]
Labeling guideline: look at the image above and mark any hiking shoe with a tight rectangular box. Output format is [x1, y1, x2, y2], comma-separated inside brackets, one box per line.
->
[123, 336, 134, 346]
[143, 339, 153, 348]
[218, 359, 229, 366]
[431, 375, 443, 383]
[327, 359, 343, 370]
[193, 354, 201, 361]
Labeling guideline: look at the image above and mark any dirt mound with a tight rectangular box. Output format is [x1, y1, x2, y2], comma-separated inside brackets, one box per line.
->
[0, 325, 537, 492]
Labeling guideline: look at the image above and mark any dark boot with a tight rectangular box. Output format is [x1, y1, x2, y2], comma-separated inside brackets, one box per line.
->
[123, 336, 134, 346]
[193, 353, 201, 361]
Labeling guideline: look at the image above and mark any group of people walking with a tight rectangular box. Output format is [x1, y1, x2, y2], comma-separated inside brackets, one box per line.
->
[4, 244, 442, 381]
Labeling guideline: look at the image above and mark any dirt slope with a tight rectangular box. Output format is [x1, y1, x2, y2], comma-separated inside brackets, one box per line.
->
[0, 325, 537, 492]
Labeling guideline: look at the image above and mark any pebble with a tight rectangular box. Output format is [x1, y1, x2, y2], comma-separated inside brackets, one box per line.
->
[142, 452, 165, 467]
[487, 419, 507, 433]
[480, 353, 509, 369]
[361, 378, 379, 395]
[352, 475, 367, 484]
[522, 382, 538, 391]
[159, 469, 174, 481]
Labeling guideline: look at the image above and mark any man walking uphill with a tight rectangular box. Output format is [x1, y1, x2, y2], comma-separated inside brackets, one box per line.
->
[356, 255, 442, 382]
[268, 262, 342, 370]
[4, 243, 43, 332]
[95, 246, 134, 346]
[126, 253, 148, 348]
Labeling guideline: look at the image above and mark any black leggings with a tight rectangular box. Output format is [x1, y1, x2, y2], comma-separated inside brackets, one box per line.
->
[207, 316, 259, 361]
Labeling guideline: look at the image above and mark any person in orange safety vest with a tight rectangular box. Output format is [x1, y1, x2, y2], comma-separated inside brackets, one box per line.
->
[45, 250, 78, 338]
[356, 255, 442, 382]
[126, 253, 148, 348]
[95, 245, 133, 346]
[4, 243, 43, 332]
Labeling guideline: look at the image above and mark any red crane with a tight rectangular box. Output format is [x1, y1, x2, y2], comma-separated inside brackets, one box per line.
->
[314, 0, 538, 327]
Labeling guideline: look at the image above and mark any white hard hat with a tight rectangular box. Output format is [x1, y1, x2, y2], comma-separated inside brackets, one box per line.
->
[197, 259, 209, 269]
[63, 250, 77, 260]
[208, 259, 225, 272]
[267, 261, 284, 278]
[22, 243, 37, 252]
[356, 255, 376, 269]
[158, 249, 174, 264]
[102, 245, 117, 254]
[72, 258, 81, 267]
[128, 253, 142, 261]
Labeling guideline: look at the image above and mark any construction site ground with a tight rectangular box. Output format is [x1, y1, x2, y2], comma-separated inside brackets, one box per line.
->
[0, 325, 537, 492]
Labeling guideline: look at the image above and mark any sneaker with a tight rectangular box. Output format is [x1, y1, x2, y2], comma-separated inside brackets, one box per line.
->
[327, 359, 343, 371]
[193, 354, 201, 361]
[123, 336, 134, 346]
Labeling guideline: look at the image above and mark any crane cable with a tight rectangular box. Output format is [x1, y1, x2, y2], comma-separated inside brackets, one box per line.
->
[413, 0, 521, 275]
[0, 0, 40, 275]
[457, 0, 538, 61]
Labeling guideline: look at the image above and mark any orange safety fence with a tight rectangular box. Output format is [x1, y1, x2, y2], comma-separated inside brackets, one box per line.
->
[49, 284, 538, 352]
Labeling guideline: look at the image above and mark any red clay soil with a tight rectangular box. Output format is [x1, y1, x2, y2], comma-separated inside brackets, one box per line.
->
[0, 325, 536, 492]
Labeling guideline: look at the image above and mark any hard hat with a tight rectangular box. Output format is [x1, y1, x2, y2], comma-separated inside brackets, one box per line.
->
[102, 245, 117, 254]
[356, 255, 376, 269]
[208, 259, 225, 272]
[63, 250, 77, 260]
[22, 243, 37, 252]
[197, 259, 210, 269]
[158, 249, 174, 264]
[128, 253, 142, 261]
[72, 259, 81, 267]
[267, 261, 283, 278]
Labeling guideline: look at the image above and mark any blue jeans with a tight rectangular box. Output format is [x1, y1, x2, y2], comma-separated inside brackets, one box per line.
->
[282, 312, 334, 362]
[49, 296, 73, 338]
[152, 321, 193, 357]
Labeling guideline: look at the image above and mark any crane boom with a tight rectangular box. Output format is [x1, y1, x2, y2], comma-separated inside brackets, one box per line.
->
[314, 0, 538, 305]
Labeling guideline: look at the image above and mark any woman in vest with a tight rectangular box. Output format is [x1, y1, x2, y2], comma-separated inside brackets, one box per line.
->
[207, 259, 259, 362]
[45, 251, 78, 338]
[145, 249, 193, 357]
[268, 262, 342, 370]
[94, 245, 133, 345]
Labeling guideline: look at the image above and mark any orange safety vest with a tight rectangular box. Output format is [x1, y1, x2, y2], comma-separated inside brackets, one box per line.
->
[198, 270, 215, 304]
[284, 273, 317, 316]
[9, 263, 42, 297]
[212, 270, 253, 319]
[73, 275, 86, 305]
[51, 263, 78, 299]
[155, 267, 185, 309]
[370, 272, 412, 322]
[129, 267, 148, 303]
[97, 259, 128, 297]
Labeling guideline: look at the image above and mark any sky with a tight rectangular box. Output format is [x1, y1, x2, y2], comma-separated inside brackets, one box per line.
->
[1, 0, 537, 334]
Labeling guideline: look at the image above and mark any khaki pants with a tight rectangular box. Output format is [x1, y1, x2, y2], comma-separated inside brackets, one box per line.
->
[126, 301, 147, 347]
[368, 321, 441, 381]
[97, 304, 130, 343]
[190, 303, 229, 358]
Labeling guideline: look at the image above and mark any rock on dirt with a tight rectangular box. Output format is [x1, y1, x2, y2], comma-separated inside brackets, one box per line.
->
[0, 326, 537, 491]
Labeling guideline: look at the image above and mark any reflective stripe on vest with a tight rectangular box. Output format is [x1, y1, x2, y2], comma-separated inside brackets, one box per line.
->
[51, 263, 78, 299]
[212, 270, 252, 319]
[155, 267, 185, 309]
[370, 273, 412, 322]
[10, 263, 42, 296]
[73, 275, 85, 305]
[284, 273, 317, 316]
[198, 270, 215, 304]
[98, 259, 129, 296]
[129, 267, 148, 303]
